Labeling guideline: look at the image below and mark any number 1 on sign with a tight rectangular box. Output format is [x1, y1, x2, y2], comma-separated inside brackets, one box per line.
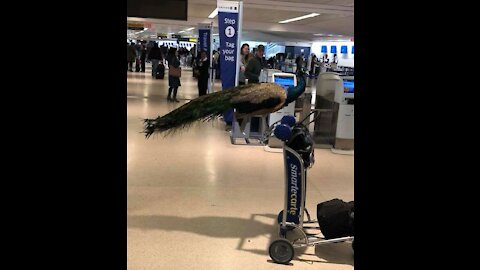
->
[225, 26, 235, 38]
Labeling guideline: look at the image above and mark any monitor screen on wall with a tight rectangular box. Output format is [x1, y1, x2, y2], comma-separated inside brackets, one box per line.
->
[331, 46, 337, 53]
[321, 46, 327, 53]
[352, 46, 354, 54]
[127, 0, 188, 21]
[341, 46, 348, 54]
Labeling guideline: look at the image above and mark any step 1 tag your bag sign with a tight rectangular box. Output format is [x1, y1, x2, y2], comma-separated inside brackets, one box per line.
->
[217, 0, 243, 124]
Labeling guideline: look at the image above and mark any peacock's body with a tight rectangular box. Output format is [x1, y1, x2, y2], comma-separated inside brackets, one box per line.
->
[143, 72, 306, 138]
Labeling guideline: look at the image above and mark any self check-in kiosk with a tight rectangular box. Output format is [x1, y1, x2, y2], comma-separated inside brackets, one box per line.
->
[313, 72, 354, 150]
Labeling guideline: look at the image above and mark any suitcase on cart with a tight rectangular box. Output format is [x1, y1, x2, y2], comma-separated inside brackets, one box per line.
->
[317, 199, 354, 239]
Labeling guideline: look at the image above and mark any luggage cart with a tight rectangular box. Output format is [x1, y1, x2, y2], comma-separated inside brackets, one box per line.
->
[267, 113, 354, 264]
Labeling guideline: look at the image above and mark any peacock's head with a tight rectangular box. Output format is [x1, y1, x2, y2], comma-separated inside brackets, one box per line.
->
[284, 70, 307, 105]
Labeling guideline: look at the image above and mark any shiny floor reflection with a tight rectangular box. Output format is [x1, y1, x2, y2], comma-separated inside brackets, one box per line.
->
[127, 69, 354, 270]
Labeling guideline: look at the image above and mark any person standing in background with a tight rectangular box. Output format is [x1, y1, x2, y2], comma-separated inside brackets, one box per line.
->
[135, 42, 141, 55]
[212, 50, 220, 79]
[244, 44, 265, 83]
[148, 43, 162, 78]
[238, 43, 250, 85]
[191, 44, 197, 67]
[167, 47, 181, 102]
[306, 53, 313, 75]
[296, 53, 305, 70]
[320, 54, 329, 73]
[197, 50, 209, 96]
[127, 42, 136, 72]
[244, 45, 266, 132]
[310, 54, 317, 75]
[161, 45, 168, 65]
[134, 42, 142, 72]
[323, 54, 329, 63]
[126, 43, 130, 71]
[267, 57, 274, 68]
[330, 53, 338, 71]
[212, 50, 216, 65]
[140, 44, 147, 73]
[146, 42, 153, 62]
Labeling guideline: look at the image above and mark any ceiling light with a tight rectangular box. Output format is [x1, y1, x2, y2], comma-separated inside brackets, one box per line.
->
[314, 33, 326, 36]
[279, 13, 319, 24]
[178, 27, 194, 34]
[208, 8, 218, 18]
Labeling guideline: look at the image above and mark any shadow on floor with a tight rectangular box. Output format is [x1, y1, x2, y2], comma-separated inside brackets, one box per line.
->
[128, 214, 275, 239]
[128, 213, 353, 266]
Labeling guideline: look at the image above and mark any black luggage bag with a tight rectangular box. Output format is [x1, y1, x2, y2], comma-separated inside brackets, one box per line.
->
[317, 199, 354, 239]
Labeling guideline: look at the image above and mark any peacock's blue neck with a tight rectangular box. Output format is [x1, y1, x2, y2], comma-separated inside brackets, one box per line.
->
[285, 75, 306, 105]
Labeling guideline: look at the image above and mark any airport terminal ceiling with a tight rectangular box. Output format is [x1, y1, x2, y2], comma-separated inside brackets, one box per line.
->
[127, 0, 353, 43]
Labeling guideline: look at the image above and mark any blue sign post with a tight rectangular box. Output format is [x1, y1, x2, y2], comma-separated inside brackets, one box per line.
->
[198, 23, 213, 93]
[217, 0, 242, 124]
[198, 26, 211, 57]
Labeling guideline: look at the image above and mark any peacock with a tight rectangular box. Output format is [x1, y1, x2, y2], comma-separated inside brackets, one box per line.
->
[143, 71, 306, 138]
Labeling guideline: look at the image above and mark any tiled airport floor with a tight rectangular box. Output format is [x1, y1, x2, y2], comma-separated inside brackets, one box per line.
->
[127, 66, 354, 270]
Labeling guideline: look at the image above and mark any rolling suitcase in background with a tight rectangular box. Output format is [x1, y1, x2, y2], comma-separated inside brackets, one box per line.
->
[156, 63, 165, 79]
[135, 58, 141, 72]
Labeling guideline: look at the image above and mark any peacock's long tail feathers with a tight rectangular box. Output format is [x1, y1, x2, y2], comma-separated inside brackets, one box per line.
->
[143, 88, 240, 138]
[143, 83, 289, 138]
